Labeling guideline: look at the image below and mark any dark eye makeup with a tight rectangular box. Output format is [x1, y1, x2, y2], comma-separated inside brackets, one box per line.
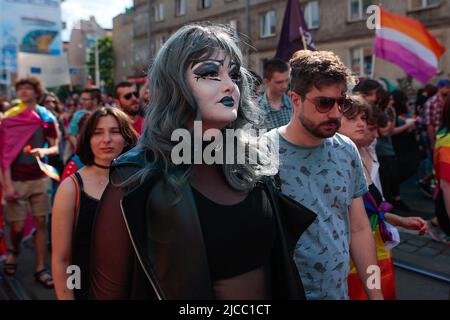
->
[192, 59, 241, 84]
[193, 63, 221, 82]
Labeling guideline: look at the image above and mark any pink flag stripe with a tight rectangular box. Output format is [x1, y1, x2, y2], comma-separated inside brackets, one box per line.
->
[376, 28, 438, 67]
[374, 37, 437, 84]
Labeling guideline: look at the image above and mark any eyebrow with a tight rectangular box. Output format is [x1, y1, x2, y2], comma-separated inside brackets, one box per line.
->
[191, 58, 239, 70]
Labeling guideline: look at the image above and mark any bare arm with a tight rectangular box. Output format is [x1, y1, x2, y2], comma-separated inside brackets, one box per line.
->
[385, 213, 428, 235]
[349, 197, 384, 300]
[30, 135, 59, 158]
[3, 168, 17, 201]
[51, 177, 76, 300]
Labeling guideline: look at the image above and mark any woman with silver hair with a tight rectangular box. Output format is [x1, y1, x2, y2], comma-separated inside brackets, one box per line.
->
[89, 23, 315, 300]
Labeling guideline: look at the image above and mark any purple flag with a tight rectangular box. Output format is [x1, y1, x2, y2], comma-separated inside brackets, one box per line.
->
[275, 0, 316, 62]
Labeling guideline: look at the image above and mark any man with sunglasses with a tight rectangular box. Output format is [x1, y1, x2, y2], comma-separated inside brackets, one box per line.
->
[113, 82, 144, 135]
[265, 50, 383, 300]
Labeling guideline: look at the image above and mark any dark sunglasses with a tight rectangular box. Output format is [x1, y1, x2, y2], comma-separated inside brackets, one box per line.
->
[123, 92, 139, 100]
[304, 95, 353, 114]
[45, 100, 57, 104]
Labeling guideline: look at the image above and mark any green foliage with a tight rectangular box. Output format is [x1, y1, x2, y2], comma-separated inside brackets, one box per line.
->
[48, 85, 72, 101]
[87, 35, 114, 95]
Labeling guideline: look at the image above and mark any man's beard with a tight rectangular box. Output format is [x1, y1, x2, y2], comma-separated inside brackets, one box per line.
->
[299, 113, 341, 139]
[123, 106, 140, 116]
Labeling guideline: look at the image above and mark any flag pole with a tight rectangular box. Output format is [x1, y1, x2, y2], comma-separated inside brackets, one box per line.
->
[300, 26, 307, 50]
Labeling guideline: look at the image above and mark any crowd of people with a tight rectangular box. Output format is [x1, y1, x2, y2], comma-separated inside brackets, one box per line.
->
[0, 23, 449, 300]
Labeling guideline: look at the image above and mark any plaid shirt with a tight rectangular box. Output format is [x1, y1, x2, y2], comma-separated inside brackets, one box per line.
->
[258, 93, 293, 130]
[424, 94, 445, 135]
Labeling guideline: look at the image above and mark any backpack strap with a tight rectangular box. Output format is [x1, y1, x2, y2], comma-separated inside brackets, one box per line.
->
[68, 172, 83, 243]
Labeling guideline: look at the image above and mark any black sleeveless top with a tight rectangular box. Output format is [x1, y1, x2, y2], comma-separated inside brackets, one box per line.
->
[192, 185, 275, 281]
[72, 172, 99, 300]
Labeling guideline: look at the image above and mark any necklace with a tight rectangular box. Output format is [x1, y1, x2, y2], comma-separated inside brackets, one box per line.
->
[93, 161, 110, 170]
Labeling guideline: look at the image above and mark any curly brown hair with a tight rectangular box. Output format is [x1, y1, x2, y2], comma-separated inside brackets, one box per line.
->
[289, 50, 354, 98]
[14, 76, 45, 101]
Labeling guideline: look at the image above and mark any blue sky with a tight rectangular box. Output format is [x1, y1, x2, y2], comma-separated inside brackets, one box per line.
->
[61, 0, 133, 41]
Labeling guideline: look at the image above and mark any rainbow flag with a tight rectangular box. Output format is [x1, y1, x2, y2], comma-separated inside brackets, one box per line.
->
[397, 113, 418, 126]
[374, 8, 445, 84]
[35, 156, 60, 182]
[0, 102, 57, 172]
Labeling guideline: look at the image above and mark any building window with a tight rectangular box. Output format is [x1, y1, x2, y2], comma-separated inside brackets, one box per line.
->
[409, 0, 440, 10]
[153, 2, 165, 22]
[350, 47, 373, 77]
[304, 1, 319, 29]
[175, 0, 187, 16]
[199, 0, 212, 9]
[348, 0, 373, 21]
[260, 10, 276, 38]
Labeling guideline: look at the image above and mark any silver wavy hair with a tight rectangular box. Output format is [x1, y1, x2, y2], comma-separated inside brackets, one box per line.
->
[125, 23, 278, 192]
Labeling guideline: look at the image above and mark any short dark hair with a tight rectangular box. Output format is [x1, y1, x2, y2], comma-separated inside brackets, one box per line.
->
[80, 88, 91, 96]
[289, 50, 354, 97]
[14, 76, 45, 101]
[263, 58, 289, 80]
[353, 79, 382, 95]
[77, 107, 138, 166]
[113, 81, 133, 99]
[80, 88, 102, 105]
[90, 88, 102, 105]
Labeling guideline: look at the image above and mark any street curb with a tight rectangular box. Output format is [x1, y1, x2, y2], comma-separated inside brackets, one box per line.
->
[393, 231, 450, 279]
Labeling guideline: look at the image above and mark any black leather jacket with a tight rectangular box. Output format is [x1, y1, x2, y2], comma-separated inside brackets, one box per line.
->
[90, 148, 316, 299]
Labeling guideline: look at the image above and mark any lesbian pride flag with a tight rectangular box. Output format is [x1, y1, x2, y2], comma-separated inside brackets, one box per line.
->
[374, 8, 445, 84]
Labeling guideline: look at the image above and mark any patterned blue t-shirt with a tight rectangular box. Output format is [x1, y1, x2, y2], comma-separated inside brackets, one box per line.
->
[265, 130, 368, 300]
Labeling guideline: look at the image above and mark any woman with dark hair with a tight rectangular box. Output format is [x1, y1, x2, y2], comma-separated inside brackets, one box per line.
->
[51, 107, 138, 300]
[432, 96, 450, 243]
[89, 23, 316, 300]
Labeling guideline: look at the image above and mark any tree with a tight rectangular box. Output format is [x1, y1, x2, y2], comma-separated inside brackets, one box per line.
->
[87, 35, 114, 94]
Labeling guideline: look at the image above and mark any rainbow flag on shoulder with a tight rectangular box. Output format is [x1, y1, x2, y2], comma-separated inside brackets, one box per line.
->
[374, 8, 445, 84]
[0, 101, 59, 181]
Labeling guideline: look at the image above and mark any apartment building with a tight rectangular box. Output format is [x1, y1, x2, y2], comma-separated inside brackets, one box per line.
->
[67, 16, 109, 87]
[113, 0, 450, 87]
